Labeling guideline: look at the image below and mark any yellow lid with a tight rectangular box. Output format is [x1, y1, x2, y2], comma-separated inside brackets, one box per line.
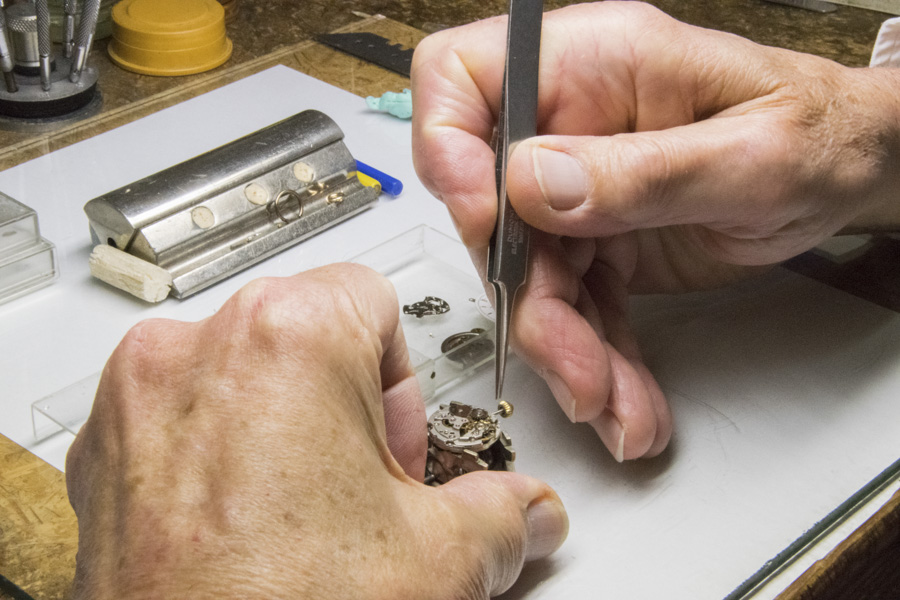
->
[108, 0, 232, 76]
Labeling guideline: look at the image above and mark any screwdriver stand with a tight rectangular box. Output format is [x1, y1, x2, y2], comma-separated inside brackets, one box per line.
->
[0, 55, 98, 119]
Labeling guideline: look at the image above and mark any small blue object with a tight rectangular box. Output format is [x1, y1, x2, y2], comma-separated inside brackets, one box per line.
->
[356, 160, 403, 197]
[365, 88, 413, 119]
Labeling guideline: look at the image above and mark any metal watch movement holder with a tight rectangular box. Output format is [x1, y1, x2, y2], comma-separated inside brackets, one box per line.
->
[83, 110, 379, 299]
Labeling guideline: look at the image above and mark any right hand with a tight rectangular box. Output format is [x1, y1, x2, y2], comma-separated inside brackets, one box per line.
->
[411, 1, 900, 460]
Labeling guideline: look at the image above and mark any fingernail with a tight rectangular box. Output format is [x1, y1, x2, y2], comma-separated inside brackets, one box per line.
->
[533, 147, 588, 211]
[594, 409, 626, 463]
[615, 429, 625, 463]
[525, 498, 569, 561]
[544, 371, 577, 422]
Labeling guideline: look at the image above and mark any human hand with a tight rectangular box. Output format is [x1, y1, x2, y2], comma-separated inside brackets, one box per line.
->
[65, 264, 567, 599]
[411, 1, 900, 460]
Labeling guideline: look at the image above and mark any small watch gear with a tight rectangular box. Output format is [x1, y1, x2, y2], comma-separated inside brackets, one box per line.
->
[425, 400, 515, 486]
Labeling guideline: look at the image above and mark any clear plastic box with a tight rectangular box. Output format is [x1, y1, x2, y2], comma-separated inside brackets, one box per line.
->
[352, 225, 495, 401]
[32, 225, 495, 439]
[0, 192, 59, 305]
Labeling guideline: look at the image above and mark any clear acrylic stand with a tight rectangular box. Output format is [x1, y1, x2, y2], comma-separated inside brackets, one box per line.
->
[32, 225, 494, 440]
[352, 225, 495, 402]
[32, 372, 100, 439]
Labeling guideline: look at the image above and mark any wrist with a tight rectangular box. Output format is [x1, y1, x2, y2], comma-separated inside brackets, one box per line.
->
[844, 67, 900, 233]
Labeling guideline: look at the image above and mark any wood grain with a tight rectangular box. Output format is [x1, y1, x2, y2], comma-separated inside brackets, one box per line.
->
[777, 487, 900, 600]
[0, 435, 76, 600]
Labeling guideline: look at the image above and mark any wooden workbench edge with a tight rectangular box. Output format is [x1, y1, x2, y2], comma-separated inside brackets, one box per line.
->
[776, 486, 900, 599]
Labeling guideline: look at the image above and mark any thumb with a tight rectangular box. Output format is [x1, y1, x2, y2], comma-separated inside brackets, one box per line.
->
[430, 471, 568, 596]
[507, 115, 781, 239]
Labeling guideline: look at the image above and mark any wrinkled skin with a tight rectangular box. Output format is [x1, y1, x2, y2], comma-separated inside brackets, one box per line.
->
[412, 1, 900, 461]
[66, 264, 568, 600]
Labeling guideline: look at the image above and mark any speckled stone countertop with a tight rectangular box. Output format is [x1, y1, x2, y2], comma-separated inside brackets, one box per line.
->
[75, 0, 899, 111]
[331, 0, 888, 66]
[0, 0, 890, 167]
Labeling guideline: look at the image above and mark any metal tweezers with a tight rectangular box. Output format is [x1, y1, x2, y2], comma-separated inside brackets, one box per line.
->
[487, 0, 543, 403]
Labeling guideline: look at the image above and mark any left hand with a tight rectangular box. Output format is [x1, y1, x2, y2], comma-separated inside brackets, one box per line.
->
[65, 264, 568, 599]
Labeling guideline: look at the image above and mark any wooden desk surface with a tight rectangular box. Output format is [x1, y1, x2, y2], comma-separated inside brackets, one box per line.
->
[0, 433, 76, 599]
[1, 1, 898, 599]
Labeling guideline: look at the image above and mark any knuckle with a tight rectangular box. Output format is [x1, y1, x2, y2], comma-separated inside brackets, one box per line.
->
[318, 263, 396, 314]
[592, 136, 677, 228]
[228, 276, 285, 320]
[325, 262, 387, 291]
[411, 31, 446, 71]
[227, 276, 309, 346]
[103, 318, 193, 417]
[311, 264, 397, 332]
[230, 274, 348, 341]
[634, 1, 668, 24]
[630, 138, 677, 208]
[110, 318, 185, 378]
[526, 242, 580, 306]
[224, 265, 395, 352]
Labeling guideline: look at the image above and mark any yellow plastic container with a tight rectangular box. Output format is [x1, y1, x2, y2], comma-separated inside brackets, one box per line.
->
[108, 0, 232, 76]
